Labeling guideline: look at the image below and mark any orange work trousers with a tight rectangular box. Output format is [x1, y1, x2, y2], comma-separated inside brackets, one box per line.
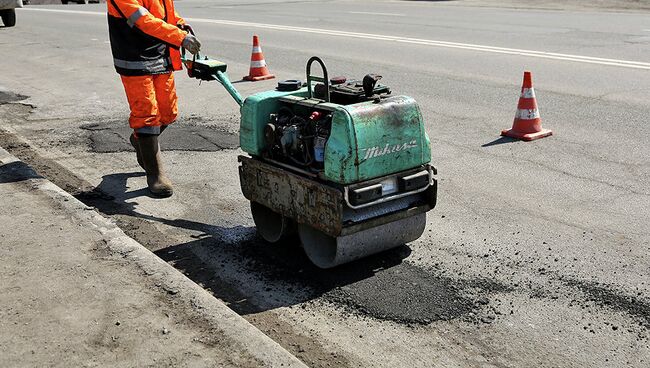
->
[120, 73, 178, 134]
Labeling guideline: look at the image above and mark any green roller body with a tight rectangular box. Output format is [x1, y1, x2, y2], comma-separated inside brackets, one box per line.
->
[325, 95, 431, 184]
[240, 89, 431, 184]
[239, 88, 310, 155]
[181, 53, 432, 184]
[183, 52, 436, 268]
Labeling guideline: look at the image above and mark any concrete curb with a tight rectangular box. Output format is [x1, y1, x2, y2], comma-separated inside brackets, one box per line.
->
[0, 146, 308, 368]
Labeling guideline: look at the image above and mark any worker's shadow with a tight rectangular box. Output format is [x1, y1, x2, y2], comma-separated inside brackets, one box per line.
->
[76, 171, 249, 240]
[78, 171, 411, 315]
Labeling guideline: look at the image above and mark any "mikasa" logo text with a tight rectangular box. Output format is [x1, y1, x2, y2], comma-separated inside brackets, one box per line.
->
[361, 140, 418, 160]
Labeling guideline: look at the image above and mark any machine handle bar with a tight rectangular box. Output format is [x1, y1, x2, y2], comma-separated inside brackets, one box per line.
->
[306, 56, 330, 102]
[180, 24, 202, 76]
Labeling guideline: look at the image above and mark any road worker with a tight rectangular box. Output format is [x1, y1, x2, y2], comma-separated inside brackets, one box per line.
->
[107, 0, 201, 197]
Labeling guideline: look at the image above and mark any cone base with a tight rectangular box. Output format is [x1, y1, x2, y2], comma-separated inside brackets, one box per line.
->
[243, 74, 275, 82]
[501, 128, 552, 141]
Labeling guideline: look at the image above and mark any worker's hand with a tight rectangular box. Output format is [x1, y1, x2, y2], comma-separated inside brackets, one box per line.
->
[182, 34, 201, 55]
[178, 23, 193, 32]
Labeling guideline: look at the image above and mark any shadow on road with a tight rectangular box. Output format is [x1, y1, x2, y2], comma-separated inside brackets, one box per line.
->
[156, 235, 412, 316]
[76, 171, 246, 236]
[80, 170, 488, 327]
[75, 171, 414, 317]
[0, 160, 42, 184]
[481, 136, 518, 147]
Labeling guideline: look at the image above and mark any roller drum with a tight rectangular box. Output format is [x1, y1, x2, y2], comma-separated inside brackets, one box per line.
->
[298, 213, 426, 269]
[251, 201, 293, 243]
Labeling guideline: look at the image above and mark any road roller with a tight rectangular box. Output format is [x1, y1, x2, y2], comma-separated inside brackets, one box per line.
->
[182, 53, 437, 268]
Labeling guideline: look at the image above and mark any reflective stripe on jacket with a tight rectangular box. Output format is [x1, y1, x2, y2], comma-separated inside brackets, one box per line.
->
[107, 0, 187, 76]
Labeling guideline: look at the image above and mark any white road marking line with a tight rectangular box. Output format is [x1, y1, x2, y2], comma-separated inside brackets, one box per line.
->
[349, 11, 406, 17]
[23, 8, 101, 16]
[21, 8, 650, 70]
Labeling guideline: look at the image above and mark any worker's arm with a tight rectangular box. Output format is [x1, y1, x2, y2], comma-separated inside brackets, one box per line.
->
[175, 10, 185, 27]
[108, 0, 187, 48]
[172, 10, 200, 53]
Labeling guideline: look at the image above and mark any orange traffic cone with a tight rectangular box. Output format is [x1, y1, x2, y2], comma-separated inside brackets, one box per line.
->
[243, 35, 275, 82]
[501, 71, 552, 141]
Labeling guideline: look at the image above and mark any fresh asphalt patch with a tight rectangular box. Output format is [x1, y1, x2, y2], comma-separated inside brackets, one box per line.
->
[325, 264, 513, 325]
[81, 121, 239, 153]
[233, 237, 513, 326]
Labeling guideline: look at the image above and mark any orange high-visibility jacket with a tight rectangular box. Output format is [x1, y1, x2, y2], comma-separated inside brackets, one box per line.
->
[107, 0, 187, 76]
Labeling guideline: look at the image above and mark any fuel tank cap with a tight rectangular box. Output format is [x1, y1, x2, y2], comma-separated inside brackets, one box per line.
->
[277, 80, 303, 91]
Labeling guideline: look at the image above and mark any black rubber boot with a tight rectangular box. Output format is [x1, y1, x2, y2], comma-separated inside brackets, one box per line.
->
[129, 133, 145, 170]
[137, 134, 174, 197]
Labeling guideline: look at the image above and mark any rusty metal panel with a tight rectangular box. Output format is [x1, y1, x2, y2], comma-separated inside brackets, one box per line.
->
[238, 156, 344, 236]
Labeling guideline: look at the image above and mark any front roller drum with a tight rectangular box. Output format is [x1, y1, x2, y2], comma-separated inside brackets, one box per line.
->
[298, 213, 427, 269]
[250, 201, 293, 243]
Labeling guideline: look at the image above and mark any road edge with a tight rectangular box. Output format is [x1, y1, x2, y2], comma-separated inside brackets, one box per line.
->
[0, 145, 309, 368]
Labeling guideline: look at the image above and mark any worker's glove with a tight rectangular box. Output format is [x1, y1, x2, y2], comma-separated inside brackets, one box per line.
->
[178, 23, 192, 32]
[182, 34, 201, 55]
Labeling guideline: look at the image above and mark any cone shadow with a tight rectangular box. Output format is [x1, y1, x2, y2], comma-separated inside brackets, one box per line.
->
[481, 136, 519, 147]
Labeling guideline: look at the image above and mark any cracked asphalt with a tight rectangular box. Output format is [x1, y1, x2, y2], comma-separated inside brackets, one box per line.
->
[1, 1, 649, 367]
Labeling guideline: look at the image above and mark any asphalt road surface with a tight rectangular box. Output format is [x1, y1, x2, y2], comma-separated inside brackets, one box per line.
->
[1, 1, 649, 367]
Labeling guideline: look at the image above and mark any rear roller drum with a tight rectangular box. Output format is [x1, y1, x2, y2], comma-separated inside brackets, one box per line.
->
[298, 213, 427, 269]
[250, 201, 293, 243]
